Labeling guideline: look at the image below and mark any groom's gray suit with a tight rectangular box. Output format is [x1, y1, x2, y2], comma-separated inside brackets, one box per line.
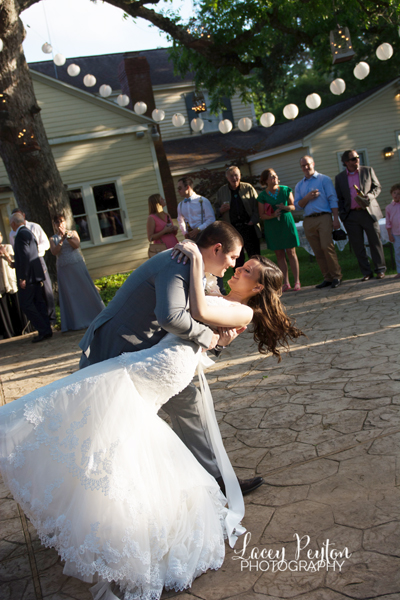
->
[79, 250, 221, 478]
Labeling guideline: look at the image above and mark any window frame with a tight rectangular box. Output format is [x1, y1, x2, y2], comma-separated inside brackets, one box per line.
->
[67, 177, 132, 249]
[336, 148, 369, 171]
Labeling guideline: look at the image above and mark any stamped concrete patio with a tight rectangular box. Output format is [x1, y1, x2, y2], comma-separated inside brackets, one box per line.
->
[1, 276, 399, 600]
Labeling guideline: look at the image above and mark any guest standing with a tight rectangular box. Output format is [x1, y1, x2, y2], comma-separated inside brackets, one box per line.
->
[177, 177, 215, 240]
[214, 166, 260, 267]
[0, 231, 31, 338]
[335, 150, 386, 281]
[9, 208, 56, 325]
[147, 194, 179, 252]
[9, 213, 52, 343]
[50, 215, 104, 332]
[385, 183, 400, 279]
[294, 155, 342, 289]
[258, 169, 301, 292]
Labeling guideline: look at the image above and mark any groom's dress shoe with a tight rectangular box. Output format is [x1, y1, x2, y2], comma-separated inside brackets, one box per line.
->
[32, 331, 53, 343]
[217, 476, 264, 496]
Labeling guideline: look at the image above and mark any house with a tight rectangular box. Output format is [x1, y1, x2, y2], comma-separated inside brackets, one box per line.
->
[164, 79, 400, 212]
[0, 70, 164, 278]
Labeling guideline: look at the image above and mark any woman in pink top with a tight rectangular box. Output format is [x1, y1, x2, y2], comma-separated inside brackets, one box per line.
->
[147, 194, 179, 250]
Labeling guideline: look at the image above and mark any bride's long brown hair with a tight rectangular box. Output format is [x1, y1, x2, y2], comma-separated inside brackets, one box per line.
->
[247, 255, 304, 360]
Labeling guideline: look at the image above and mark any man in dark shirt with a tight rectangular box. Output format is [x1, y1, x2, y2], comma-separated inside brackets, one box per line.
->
[214, 166, 260, 267]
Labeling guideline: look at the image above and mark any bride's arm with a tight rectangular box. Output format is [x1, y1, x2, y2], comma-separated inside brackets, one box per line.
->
[178, 242, 253, 329]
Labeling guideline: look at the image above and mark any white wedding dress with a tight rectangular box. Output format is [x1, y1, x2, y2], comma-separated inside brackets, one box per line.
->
[0, 297, 244, 600]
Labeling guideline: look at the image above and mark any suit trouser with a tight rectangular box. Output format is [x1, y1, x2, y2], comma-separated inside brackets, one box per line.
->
[343, 210, 386, 276]
[162, 383, 221, 478]
[18, 283, 52, 337]
[303, 213, 342, 281]
[234, 224, 260, 268]
[40, 257, 56, 323]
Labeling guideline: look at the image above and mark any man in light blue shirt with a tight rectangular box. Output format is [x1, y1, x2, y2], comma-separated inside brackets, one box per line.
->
[294, 155, 342, 289]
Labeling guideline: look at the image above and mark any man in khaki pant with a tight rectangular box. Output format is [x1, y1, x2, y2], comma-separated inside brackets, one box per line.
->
[294, 156, 342, 289]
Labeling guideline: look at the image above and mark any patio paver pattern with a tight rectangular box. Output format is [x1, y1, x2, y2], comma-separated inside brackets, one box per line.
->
[0, 276, 399, 600]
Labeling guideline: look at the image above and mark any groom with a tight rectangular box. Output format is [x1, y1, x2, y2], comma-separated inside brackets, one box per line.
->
[79, 221, 263, 495]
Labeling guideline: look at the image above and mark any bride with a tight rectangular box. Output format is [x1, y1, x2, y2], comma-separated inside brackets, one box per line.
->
[0, 242, 302, 600]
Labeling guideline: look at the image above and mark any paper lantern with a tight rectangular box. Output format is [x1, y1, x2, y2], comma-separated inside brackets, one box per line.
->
[218, 119, 233, 134]
[83, 74, 96, 87]
[99, 85, 112, 98]
[376, 43, 393, 61]
[67, 64, 80, 77]
[330, 78, 346, 95]
[283, 104, 299, 120]
[238, 117, 252, 132]
[134, 101, 147, 115]
[260, 112, 275, 127]
[117, 94, 130, 107]
[353, 62, 370, 80]
[172, 113, 185, 127]
[0, 39, 4, 52]
[152, 109, 165, 122]
[41, 42, 52, 54]
[305, 93, 322, 110]
[191, 118, 204, 132]
[54, 53, 66, 66]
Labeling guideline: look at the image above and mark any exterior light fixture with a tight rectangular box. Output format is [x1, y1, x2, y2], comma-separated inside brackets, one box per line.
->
[151, 126, 160, 142]
[383, 146, 394, 159]
[192, 91, 207, 113]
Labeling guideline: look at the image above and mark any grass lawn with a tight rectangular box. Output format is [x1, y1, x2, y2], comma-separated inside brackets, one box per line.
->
[223, 241, 397, 291]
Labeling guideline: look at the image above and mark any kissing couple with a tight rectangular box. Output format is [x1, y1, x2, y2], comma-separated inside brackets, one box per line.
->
[0, 221, 302, 600]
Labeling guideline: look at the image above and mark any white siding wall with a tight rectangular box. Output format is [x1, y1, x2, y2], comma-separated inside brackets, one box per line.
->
[33, 80, 143, 138]
[154, 86, 193, 140]
[307, 84, 400, 212]
[230, 91, 254, 125]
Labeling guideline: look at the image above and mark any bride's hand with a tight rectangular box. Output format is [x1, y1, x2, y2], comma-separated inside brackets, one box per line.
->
[171, 240, 201, 264]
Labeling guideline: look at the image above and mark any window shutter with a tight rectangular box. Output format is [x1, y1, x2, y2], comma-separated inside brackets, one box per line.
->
[185, 93, 197, 131]
[221, 97, 234, 127]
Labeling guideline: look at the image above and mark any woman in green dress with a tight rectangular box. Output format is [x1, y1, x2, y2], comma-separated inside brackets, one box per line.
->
[258, 169, 301, 292]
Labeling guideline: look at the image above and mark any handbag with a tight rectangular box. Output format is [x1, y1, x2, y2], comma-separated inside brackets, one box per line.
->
[148, 242, 167, 258]
[332, 229, 347, 241]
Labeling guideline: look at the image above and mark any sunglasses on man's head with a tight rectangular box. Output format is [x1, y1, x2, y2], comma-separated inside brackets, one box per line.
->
[349, 156, 359, 161]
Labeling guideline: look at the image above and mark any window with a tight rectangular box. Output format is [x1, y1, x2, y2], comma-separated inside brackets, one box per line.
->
[68, 178, 131, 247]
[336, 149, 369, 171]
[185, 92, 234, 133]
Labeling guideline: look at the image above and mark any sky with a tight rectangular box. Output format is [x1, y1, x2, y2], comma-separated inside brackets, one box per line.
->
[21, 0, 193, 63]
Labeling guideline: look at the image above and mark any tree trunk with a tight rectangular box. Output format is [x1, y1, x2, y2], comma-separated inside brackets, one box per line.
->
[0, 0, 73, 281]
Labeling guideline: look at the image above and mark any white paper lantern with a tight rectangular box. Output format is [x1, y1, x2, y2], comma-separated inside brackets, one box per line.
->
[376, 43, 393, 61]
[134, 101, 147, 115]
[218, 119, 233, 134]
[41, 42, 52, 54]
[238, 117, 252, 132]
[83, 74, 96, 87]
[152, 109, 165, 122]
[54, 53, 66, 66]
[330, 78, 346, 95]
[0, 39, 4, 52]
[67, 64, 80, 77]
[260, 112, 275, 127]
[172, 113, 185, 127]
[99, 84, 112, 98]
[305, 93, 322, 110]
[283, 104, 299, 120]
[117, 94, 130, 107]
[191, 118, 204, 132]
[353, 62, 370, 80]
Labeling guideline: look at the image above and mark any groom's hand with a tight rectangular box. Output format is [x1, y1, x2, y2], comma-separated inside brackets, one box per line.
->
[206, 332, 220, 351]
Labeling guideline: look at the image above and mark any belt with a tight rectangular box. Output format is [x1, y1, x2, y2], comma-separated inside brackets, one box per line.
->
[350, 208, 365, 212]
[305, 212, 330, 218]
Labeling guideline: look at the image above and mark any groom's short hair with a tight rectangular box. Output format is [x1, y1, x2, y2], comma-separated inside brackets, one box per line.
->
[197, 222, 243, 252]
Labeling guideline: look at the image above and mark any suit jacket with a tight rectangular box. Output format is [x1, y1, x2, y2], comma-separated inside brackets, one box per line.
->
[214, 182, 261, 238]
[335, 166, 383, 222]
[79, 250, 213, 366]
[13, 226, 45, 286]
